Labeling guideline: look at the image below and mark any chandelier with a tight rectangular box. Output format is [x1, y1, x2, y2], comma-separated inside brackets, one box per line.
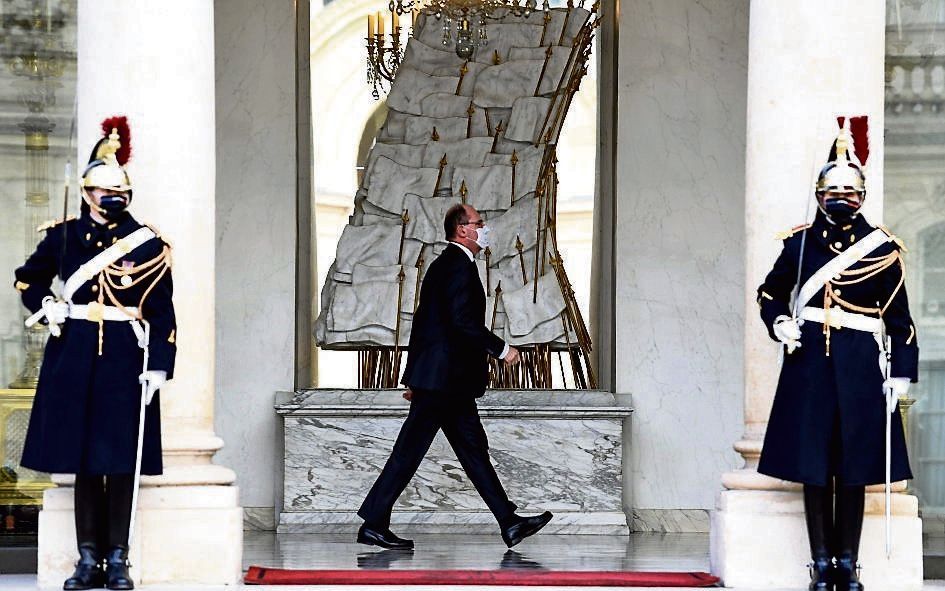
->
[367, 0, 550, 99]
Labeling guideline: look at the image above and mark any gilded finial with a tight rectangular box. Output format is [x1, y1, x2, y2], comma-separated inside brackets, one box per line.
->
[95, 128, 123, 163]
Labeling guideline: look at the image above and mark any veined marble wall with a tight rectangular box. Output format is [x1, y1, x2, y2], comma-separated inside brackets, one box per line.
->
[615, 0, 749, 517]
[214, 0, 298, 525]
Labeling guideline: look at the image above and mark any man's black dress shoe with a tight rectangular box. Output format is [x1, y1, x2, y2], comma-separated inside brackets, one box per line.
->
[63, 544, 104, 590]
[500, 511, 553, 548]
[357, 523, 415, 549]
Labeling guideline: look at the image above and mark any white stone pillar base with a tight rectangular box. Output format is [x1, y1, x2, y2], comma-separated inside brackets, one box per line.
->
[37, 485, 243, 587]
[710, 490, 922, 590]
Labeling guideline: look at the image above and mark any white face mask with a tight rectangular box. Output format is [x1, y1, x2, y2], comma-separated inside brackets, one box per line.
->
[474, 224, 491, 250]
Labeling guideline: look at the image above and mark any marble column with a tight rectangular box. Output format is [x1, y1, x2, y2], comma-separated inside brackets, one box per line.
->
[37, 1, 242, 586]
[710, 1, 922, 589]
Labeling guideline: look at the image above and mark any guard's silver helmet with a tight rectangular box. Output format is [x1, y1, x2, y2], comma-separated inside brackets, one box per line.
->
[815, 116, 869, 217]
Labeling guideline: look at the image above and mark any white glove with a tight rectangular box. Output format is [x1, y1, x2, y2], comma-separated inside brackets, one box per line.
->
[138, 370, 167, 405]
[883, 377, 910, 414]
[773, 315, 802, 354]
[41, 296, 68, 337]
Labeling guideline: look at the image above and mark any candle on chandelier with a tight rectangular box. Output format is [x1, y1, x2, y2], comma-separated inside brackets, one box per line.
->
[392, 9, 399, 30]
[377, 11, 385, 36]
[368, 13, 375, 37]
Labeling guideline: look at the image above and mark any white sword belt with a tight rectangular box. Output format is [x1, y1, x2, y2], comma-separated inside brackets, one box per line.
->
[799, 306, 882, 334]
[68, 303, 140, 323]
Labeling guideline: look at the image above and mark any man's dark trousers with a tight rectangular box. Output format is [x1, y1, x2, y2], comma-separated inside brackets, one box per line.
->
[358, 389, 517, 528]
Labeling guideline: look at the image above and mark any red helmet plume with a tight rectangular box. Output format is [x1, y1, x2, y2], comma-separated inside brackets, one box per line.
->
[100, 116, 131, 166]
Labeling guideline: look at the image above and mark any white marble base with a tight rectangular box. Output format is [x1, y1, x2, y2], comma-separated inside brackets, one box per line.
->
[277, 389, 633, 535]
[710, 489, 923, 590]
[631, 509, 710, 533]
[38, 485, 244, 587]
[244, 506, 277, 531]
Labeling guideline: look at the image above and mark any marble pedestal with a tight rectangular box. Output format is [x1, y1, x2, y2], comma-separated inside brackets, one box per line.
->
[38, 483, 243, 587]
[277, 389, 633, 534]
[711, 489, 923, 590]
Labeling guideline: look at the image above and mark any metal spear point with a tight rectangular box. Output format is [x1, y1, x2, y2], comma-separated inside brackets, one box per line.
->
[398, 209, 410, 265]
[413, 246, 425, 313]
[516, 235, 527, 285]
[491, 281, 502, 331]
[434, 155, 448, 193]
[491, 121, 504, 153]
[460, 180, 468, 205]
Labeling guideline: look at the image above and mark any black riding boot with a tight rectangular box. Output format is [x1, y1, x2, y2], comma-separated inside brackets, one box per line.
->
[804, 484, 835, 591]
[103, 475, 135, 590]
[834, 484, 865, 591]
[64, 475, 106, 590]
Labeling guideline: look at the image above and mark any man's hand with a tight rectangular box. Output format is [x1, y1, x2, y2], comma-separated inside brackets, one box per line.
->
[403, 388, 414, 401]
[773, 315, 802, 354]
[41, 296, 68, 337]
[504, 346, 521, 366]
[139, 370, 167, 405]
[883, 377, 910, 414]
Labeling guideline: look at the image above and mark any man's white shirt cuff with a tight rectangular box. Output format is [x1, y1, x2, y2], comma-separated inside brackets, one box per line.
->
[499, 343, 509, 359]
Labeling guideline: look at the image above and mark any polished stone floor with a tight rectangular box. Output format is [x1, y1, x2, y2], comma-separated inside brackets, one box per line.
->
[243, 531, 711, 572]
[1, 532, 944, 589]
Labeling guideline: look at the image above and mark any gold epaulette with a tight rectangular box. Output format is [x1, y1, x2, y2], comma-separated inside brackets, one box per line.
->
[36, 216, 76, 233]
[775, 223, 812, 241]
[878, 224, 907, 251]
[144, 222, 171, 244]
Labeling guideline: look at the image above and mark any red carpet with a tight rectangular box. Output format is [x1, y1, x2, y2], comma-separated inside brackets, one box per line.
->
[244, 566, 720, 586]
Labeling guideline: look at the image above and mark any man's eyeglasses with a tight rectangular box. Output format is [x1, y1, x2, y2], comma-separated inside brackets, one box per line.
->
[461, 220, 485, 228]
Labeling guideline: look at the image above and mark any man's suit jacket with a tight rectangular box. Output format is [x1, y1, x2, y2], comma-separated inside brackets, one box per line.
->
[402, 243, 505, 397]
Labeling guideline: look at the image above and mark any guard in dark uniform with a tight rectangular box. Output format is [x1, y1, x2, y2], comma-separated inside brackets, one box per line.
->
[14, 117, 176, 590]
[757, 117, 916, 591]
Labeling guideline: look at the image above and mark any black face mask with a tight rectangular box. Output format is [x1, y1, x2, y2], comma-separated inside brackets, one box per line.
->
[824, 198, 860, 222]
[98, 194, 129, 220]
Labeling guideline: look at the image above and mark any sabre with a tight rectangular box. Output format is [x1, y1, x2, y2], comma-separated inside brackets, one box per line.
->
[129, 319, 151, 572]
[883, 331, 893, 559]
[779, 124, 829, 365]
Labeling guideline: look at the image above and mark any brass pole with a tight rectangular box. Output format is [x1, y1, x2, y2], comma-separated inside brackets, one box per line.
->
[456, 61, 470, 95]
[534, 45, 554, 96]
[510, 150, 519, 207]
[485, 247, 492, 296]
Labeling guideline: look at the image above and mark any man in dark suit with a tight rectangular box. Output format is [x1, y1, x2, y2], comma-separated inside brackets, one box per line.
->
[357, 204, 553, 550]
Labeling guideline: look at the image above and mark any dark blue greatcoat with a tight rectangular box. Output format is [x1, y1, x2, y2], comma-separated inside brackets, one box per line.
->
[13, 211, 176, 476]
[756, 211, 917, 487]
